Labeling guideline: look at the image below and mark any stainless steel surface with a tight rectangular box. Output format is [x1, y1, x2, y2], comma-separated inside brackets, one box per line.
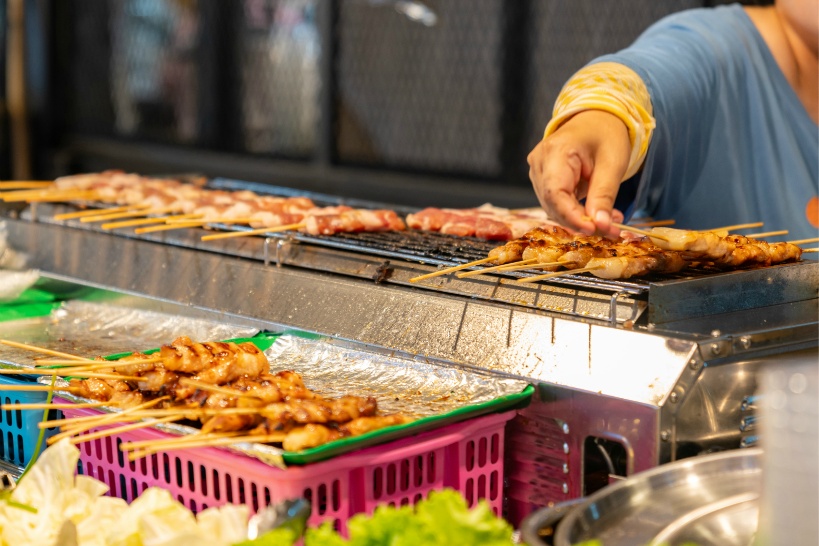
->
[521, 449, 761, 546]
[0, 299, 259, 366]
[3, 214, 704, 405]
[2, 189, 817, 525]
[646, 263, 818, 323]
[14, 200, 819, 326]
[0, 463, 20, 483]
[505, 347, 818, 524]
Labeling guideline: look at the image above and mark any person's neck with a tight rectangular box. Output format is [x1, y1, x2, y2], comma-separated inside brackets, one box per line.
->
[746, 5, 818, 124]
[779, 10, 818, 124]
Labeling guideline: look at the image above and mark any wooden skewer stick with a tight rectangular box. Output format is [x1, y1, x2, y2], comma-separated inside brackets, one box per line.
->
[0, 181, 53, 189]
[31, 356, 151, 366]
[50, 407, 242, 425]
[164, 217, 255, 225]
[470, 261, 567, 275]
[408, 257, 494, 283]
[744, 230, 789, 239]
[0, 340, 91, 361]
[802, 248, 819, 253]
[47, 396, 169, 443]
[102, 213, 201, 230]
[127, 433, 288, 460]
[0, 369, 141, 381]
[62, 372, 143, 381]
[788, 237, 819, 245]
[0, 385, 82, 393]
[617, 224, 669, 240]
[456, 258, 539, 278]
[515, 265, 601, 284]
[53, 204, 152, 221]
[495, 259, 545, 270]
[33, 359, 102, 366]
[134, 220, 209, 234]
[80, 206, 179, 223]
[2, 190, 98, 202]
[200, 222, 306, 241]
[459, 260, 547, 278]
[69, 415, 183, 446]
[581, 216, 669, 241]
[136, 217, 258, 234]
[47, 414, 145, 430]
[3, 401, 109, 411]
[36, 356, 163, 371]
[40, 411, 141, 429]
[703, 222, 764, 233]
[53, 364, 159, 375]
[0, 186, 68, 197]
[27, 192, 99, 202]
[121, 431, 244, 451]
[628, 219, 676, 227]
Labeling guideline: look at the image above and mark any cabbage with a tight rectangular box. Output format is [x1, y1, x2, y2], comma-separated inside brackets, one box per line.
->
[0, 440, 294, 546]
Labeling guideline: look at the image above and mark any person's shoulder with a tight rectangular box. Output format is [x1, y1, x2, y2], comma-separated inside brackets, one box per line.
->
[641, 4, 752, 38]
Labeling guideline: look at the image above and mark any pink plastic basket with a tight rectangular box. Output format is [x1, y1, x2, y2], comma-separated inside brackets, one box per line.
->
[61, 406, 514, 534]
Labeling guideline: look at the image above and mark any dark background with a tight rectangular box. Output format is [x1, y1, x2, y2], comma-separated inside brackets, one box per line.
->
[1, 0, 770, 208]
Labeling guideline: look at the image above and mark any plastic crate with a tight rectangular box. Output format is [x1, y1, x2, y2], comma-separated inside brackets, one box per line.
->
[0, 376, 61, 467]
[61, 406, 514, 534]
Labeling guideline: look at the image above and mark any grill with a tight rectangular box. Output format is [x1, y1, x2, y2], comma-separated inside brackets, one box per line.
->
[19, 180, 818, 327]
[3, 178, 817, 526]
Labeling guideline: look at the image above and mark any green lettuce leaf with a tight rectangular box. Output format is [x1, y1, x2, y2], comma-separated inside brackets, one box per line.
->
[303, 489, 514, 546]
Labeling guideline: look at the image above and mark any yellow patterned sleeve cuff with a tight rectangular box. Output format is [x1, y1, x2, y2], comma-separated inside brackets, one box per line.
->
[544, 62, 656, 180]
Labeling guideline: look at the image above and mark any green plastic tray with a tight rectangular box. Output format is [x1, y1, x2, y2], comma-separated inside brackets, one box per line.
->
[0, 288, 62, 322]
[98, 332, 532, 464]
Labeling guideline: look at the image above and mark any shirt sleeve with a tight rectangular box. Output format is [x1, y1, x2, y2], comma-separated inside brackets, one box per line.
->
[545, 62, 656, 180]
[590, 6, 751, 219]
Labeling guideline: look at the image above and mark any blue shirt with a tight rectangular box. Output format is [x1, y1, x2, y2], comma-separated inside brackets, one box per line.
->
[597, 4, 819, 241]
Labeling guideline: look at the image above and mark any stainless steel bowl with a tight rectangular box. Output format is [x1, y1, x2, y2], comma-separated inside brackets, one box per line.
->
[520, 448, 761, 546]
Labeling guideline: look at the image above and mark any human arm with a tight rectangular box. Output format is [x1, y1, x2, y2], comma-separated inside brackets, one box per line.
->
[529, 8, 744, 235]
[527, 110, 630, 239]
[528, 58, 658, 238]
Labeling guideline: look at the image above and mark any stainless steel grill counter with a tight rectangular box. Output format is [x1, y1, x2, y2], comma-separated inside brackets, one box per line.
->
[3, 179, 817, 524]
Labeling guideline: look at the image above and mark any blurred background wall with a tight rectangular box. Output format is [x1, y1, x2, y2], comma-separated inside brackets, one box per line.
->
[2, 0, 760, 207]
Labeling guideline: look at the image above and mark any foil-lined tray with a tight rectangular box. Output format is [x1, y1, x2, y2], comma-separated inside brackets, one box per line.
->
[0, 300, 260, 368]
[55, 333, 532, 467]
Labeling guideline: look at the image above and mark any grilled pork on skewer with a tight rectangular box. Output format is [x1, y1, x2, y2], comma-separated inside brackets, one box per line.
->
[281, 414, 413, 452]
[62, 338, 410, 451]
[55, 171, 410, 236]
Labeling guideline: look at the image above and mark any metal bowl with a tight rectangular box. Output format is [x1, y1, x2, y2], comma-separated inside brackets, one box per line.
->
[520, 448, 761, 546]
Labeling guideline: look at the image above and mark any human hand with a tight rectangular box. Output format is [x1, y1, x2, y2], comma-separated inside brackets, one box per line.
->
[527, 110, 632, 239]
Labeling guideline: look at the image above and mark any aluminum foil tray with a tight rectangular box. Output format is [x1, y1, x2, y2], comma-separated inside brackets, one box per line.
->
[54, 333, 532, 466]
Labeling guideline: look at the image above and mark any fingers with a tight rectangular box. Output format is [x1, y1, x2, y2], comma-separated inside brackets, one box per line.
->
[529, 110, 631, 238]
[529, 141, 596, 234]
[584, 141, 630, 239]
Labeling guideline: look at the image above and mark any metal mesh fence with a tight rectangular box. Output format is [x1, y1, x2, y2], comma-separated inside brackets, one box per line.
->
[54, 0, 713, 184]
[335, 0, 505, 177]
[523, 0, 702, 163]
[108, 0, 202, 143]
[238, 0, 321, 157]
[0, 0, 6, 179]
